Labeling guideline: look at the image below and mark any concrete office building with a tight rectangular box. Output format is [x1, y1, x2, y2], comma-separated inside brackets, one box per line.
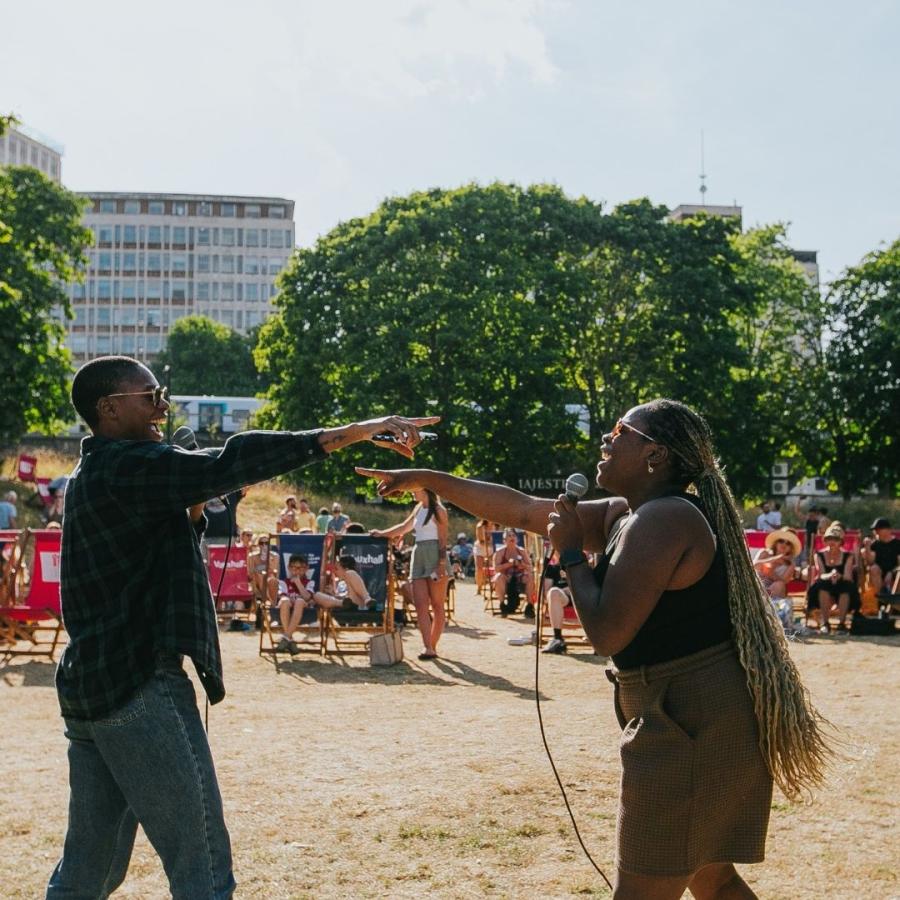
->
[64, 192, 295, 363]
[0, 124, 63, 182]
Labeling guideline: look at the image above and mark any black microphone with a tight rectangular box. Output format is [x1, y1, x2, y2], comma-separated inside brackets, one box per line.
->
[564, 473, 589, 503]
[372, 431, 438, 444]
[172, 425, 199, 451]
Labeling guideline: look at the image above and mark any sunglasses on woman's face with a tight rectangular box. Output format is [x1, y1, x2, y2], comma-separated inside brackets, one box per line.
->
[104, 385, 170, 408]
[610, 419, 656, 443]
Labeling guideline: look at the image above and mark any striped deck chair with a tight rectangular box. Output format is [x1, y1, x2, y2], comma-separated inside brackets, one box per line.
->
[258, 533, 328, 658]
[0, 528, 64, 659]
[323, 535, 395, 657]
[486, 528, 533, 616]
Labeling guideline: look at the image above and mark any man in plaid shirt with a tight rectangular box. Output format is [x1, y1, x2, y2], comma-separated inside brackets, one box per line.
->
[47, 356, 437, 899]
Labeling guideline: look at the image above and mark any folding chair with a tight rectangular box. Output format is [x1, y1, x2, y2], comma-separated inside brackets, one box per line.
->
[0, 529, 28, 607]
[258, 533, 327, 657]
[206, 544, 255, 623]
[0, 529, 64, 659]
[16, 454, 37, 483]
[486, 529, 532, 616]
[323, 535, 395, 657]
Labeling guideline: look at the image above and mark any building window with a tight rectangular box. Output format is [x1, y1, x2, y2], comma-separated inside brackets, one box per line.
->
[124, 200, 140, 214]
[220, 309, 234, 327]
[267, 229, 283, 249]
[246, 311, 261, 328]
[122, 252, 137, 271]
[198, 403, 224, 431]
[71, 283, 86, 300]
[245, 283, 259, 302]
[244, 228, 259, 247]
[69, 334, 88, 353]
[171, 255, 187, 272]
[99, 200, 116, 213]
[98, 226, 114, 244]
[196, 255, 210, 273]
[221, 255, 235, 274]
[197, 227, 211, 246]
[171, 281, 187, 301]
[221, 203, 235, 218]
[244, 256, 259, 275]
[268, 205, 285, 219]
[197, 201, 212, 216]
[221, 228, 235, 247]
[146, 252, 162, 271]
[221, 282, 235, 301]
[244, 204, 261, 218]
[147, 226, 162, 245]
[173, 202, 186, 216]
[172, 226, 187, 244]
[146, 280, 162, 300]
[148, 200, 165, 215]
[98, 252, 113, 270]
[96, 335, 111, 354]
[123, 225, 137, 244]
[97, 280, 112, 299]
[196, 282, 210, 301]
[96, 306, 111, 325]
[120, 334, 136, 353]
[121, 280, 137, 299]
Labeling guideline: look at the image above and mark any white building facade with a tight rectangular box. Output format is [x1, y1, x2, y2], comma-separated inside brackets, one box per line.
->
[0, 124, 63, 182]
[64, 192, 295, 363]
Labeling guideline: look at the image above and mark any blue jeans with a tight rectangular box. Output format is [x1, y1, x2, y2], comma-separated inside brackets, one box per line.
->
[46, 656, 235, 899]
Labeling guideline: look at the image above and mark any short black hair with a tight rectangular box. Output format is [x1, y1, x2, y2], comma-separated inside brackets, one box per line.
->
[337, 554, 358, 570]
[71, 356, 145, 429]
[288, 554, 308, 566]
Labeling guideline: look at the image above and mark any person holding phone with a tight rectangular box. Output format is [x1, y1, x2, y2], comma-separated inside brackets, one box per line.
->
[371, 488, 449, 660]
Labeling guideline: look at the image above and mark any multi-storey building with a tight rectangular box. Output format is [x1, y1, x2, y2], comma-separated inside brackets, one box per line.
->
[64, 192, 295, 363]
[0, 123, 63, 182]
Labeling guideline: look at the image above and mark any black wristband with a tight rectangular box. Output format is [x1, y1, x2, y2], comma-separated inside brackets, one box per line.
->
[559, 548, 585, 569]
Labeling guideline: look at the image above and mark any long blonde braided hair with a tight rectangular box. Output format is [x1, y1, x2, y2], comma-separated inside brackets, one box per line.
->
[641, 399, 832, 800]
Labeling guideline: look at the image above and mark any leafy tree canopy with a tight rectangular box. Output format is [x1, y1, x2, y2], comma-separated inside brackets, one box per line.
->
[155, 316, 268, 397]
[0, 163, 90, 441]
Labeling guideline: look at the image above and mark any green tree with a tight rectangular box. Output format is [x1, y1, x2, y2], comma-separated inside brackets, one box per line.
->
[156, 316, 267, 396]
[816, 239, 900, 498]
[0, 163, 90, 441]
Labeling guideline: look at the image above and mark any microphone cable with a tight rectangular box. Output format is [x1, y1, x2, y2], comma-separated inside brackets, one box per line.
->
[533, 548, 614, 892]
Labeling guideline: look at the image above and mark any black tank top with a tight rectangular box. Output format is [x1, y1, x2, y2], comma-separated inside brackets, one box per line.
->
[593, 493, 731, 669]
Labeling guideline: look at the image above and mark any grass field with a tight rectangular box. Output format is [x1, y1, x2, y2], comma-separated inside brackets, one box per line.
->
[1, 582, 898, 899]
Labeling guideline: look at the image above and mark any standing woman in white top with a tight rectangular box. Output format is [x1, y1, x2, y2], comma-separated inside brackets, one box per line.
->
[371, 488, 449, 660]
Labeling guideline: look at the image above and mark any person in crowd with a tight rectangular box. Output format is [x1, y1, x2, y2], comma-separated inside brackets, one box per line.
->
[541, 549, 579, 654]
[766, 501, 782, 530]
[274, 553, 318, 654]
[47, 475, 69, 524]
[862, 517, 900, 599]
[755, 500, 774, 532]
[752, 528, 800, 599]
[807, 523, 857, 633]
[371, 489, 449, 660]
[326, 502, 350, 534]
[0, 490, 17, 529]
[801, 504, 821, 564]
[492, 527, 535, 618]
[315, 506, 331, 533]
[47, 353, 436, 898]
[202, 488, 246, 546]
[449, 532, 474, 579]
[344, 521, 367, 533]
[275, 495, 298, 533]
[247, 534, 275, 603]
[295, 497, 318, 533]
[816, 507, 831, 535]
[314, 554, 377, 611]
[473, 519, 489, 595]
[358, 398, 830, 899]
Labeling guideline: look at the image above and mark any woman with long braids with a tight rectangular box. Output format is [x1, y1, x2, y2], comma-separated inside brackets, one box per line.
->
[358, 399, 831, 899]
[371, 488, 449, 660]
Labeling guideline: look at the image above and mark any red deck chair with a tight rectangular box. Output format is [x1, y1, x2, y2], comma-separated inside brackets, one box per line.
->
[0, 528, 64, 659]
[16, 454, 37, 483]
[206, 544, 255, 622]
[35, 477, 54, 510]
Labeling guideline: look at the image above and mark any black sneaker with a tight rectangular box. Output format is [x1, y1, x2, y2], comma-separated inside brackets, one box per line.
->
[523, 602, 536, 620]
[541, 637, 567, 654]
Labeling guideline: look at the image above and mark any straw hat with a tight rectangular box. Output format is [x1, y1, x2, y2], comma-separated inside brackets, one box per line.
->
[822, 523, 845, 543]
[764, 528, 801, 557]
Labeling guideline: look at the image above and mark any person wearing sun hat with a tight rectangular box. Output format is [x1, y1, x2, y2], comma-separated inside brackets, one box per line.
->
[807, 521, 858, 633]
[753, 528, 800, 600]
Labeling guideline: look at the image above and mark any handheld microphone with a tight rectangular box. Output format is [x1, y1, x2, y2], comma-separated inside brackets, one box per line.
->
[172, 425, 199, 451]
[564, 473, 589, 503]
[371, 431, 438, 444]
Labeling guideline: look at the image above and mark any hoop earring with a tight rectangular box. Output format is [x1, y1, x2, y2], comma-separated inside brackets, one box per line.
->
[647, 462, 654, 474]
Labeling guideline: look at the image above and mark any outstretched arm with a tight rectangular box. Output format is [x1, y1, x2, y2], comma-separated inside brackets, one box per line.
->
[355, 467, 625, 553]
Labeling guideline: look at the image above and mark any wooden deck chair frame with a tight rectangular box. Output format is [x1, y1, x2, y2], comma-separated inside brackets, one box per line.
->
[258, 533, 328, 658]
[0, 529, 64, 659]
[323, 535, 395, 657]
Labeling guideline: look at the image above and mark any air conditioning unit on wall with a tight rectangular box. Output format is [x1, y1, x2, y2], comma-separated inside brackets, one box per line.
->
[771, 461, 789, 478]
[771, 479, 789, 495]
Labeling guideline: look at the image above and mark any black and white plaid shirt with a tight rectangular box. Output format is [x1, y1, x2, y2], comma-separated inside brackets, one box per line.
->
[57, 429, 325, 720]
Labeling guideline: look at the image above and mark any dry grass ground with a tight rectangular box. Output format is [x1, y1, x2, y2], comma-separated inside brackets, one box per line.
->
[1, 582, 897, 899]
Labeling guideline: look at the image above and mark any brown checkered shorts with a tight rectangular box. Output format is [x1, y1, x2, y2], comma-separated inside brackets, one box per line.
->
[607, 641, 773, 877]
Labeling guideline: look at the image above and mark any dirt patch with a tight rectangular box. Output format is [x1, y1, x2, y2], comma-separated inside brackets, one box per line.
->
[1, 583, 897, 899]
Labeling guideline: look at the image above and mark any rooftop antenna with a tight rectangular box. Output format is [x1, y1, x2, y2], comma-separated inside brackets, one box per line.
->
[699, 130, 708, 206]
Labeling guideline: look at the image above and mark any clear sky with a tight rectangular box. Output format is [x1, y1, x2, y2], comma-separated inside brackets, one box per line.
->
[4, 0, 897, 280]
